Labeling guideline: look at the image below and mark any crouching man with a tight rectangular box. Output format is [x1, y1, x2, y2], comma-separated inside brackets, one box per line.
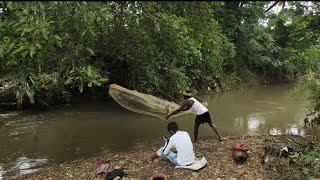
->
[147, 122, 195, 166]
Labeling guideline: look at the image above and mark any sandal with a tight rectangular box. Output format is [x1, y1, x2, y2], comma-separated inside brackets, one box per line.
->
[96, 164, 113, 177]
[97, 158, 111, 164]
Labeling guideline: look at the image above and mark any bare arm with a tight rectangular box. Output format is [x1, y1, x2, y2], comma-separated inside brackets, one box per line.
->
[165, 100, 192, 120]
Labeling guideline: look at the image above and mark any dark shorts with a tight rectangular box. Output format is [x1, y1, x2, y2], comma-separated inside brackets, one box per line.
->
[195, 111, 213, 124]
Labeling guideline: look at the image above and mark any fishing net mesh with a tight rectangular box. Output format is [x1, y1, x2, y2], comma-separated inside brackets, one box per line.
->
[108, 84, 202, 120]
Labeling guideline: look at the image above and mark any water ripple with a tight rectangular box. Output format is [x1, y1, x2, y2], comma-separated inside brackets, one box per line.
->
[14, 157, 48, 175]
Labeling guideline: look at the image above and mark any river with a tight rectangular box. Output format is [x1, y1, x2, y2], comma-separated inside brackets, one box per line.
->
[0, 84, 318, 178]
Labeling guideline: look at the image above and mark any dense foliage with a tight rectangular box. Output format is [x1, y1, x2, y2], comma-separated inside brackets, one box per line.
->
[0, 1, 319, 120]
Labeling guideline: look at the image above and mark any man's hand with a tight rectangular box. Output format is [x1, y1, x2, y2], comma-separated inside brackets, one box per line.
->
[165, 110, 171, 121]
[172, 147, 177, 153]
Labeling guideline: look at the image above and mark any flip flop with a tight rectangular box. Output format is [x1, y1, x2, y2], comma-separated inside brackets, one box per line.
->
[96, 164, 113, 177]
[97, 158, 111, 164]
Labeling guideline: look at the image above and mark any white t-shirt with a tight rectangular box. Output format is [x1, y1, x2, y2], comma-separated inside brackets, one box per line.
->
[162, 131, 195, 165]
[188, 97, 208, 115]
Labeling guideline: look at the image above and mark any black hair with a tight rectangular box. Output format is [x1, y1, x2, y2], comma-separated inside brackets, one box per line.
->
[183, 95, 191, 100]
[167, 122, 179, 132]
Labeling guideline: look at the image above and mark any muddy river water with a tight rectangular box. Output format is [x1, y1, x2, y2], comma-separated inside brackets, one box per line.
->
[0, 84, 318, 177]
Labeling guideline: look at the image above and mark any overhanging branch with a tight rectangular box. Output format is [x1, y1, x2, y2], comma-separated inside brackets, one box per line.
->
[264, 1, 281, 13]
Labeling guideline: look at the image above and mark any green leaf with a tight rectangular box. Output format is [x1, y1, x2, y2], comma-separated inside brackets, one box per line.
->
[39, 3, 45, 11]
[75, 47, 79, 57]
[79, 80, 84, 93]
[89, 28, 96, 36]
[65, 77, 75, 85]
[99, 78, 108, 82]
[86, 66, 92, 76]
[6, 2, 13, 10]
[100, 7, 108, 12]
[81, 31, 86, 38]
[155, 22, 160, 31]
[92, 80, 101, 86]
[54, 35, 62, 41]
[29, 46, 36, 58]
[267, 18, 277, 27]
[88, 82, 92, 87]
[291, 15, 302, 25]
[136, 18, 139, 25]
[86, 48, 95, 56]
[21, 50, 28, 58]
[7, 42, 16, 53]
[43, 31, 49, 40]
[173, 22, 179, 29]
[12, 46, 26, 55]
[0, 21, 7, 28]
[28, 76, 35, 84]
[96, 17, 102, 23]
[35, 43, 42, 49]
[0, 47, 3, 59]
[76, 2, 81, 8]
[57, 41, 62, 48]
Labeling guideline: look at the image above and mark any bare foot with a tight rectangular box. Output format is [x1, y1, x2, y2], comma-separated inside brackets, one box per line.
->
[146, 154, 153, 164]
[146, 153, 160, 164]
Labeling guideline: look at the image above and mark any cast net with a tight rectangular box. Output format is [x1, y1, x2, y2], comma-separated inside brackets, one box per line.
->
[108, 84, 207, 120]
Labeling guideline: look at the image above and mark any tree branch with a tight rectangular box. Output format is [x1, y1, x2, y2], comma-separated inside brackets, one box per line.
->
[264, 1, 281, 13]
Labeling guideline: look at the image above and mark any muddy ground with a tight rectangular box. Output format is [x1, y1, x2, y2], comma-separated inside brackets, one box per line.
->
[7, 134, 316, 180]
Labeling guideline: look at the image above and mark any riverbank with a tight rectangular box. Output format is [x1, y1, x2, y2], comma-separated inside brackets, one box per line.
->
[7, 134, 318, 180]
[0, 73, 288, 113]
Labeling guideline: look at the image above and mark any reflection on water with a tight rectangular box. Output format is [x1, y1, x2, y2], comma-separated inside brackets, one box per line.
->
[247, 113, 266, 134]
[233, 113, 266, 135]
[203, 84, 310, 138]
[269, 126, 306, 136]
[269, 128, 283, 135]
[234, 117, 244, 128]
[285, 125, 304, 136]
[0, 84, 315, 177]
[0, 157, 48, 178]
[14, 157, 48, 175]
[0, 165, 3, 180]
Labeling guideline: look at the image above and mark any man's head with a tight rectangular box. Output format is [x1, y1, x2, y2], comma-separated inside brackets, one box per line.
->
[167, 122, 179, 135]
[183, 90, 192, 100]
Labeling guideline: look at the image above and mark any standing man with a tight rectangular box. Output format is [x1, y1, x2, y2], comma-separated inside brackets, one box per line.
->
[165, 90, 226, 143]
[146, 122, 195, 166]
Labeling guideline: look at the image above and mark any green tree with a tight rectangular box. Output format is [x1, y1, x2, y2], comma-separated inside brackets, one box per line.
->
[267, 2, 320, 127]
[0, 2, 109, 106]
[214, 1, 281, 78]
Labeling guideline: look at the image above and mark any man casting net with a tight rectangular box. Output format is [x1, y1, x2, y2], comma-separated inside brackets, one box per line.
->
[108, 84, 207, 120]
